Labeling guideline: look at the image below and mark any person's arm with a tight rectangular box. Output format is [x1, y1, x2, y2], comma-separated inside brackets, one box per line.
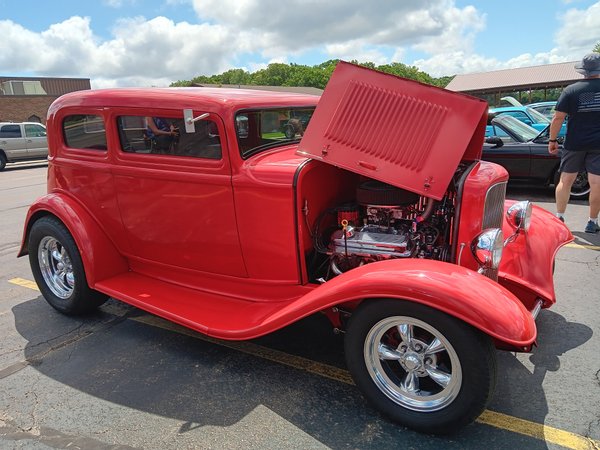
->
[548, 111, 567, 155]
[146, 117, 173, 136]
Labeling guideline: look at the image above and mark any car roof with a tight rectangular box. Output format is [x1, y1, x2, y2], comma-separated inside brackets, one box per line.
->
[49, 88, 320, 117]
[0, 122, 45, 126]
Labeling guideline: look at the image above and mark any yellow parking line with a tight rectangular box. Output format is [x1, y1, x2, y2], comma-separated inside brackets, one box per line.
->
[133, 315, 600, 450]
[565, 243, 600, 251]
[8, 278, 39, 291]
[9, 278, 600, 449]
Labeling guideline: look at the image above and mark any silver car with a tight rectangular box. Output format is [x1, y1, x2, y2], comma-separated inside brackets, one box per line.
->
[0, 122, 48, 170]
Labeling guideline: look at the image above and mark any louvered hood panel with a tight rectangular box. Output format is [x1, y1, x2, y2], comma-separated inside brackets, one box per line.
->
[297, 62, 488, 200]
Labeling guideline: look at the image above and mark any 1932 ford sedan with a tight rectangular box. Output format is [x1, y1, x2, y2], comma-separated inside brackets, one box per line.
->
[19, 62, 572, 434]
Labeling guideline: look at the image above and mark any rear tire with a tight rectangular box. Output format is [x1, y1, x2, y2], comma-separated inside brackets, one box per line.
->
[345, 299, 496, 434]
[28, 216, 108, 315]
[0, 153, 7, 171]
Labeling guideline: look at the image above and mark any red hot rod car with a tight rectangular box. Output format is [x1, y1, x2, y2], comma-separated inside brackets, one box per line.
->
[19, 62, 572, 434]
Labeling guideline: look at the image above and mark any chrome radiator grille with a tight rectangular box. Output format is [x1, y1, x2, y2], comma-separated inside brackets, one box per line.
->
[481, 182, 507, 280]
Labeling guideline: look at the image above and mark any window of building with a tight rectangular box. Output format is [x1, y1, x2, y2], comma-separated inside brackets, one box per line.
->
[117, 115, 222, 160]
[63, 115, 107, 150]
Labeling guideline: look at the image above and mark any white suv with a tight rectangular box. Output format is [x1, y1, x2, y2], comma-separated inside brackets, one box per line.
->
[0, 122, 48, 170]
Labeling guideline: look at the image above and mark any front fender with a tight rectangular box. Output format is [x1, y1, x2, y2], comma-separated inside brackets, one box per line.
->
[499, 202, 573, 308]
[263, 259, 536, 350]
[19, 193, 128, 285]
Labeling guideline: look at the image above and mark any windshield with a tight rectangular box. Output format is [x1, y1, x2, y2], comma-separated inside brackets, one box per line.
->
[236, 107, 316, 158]
[492, 114, 541, 142]
[526, 106, 550, 124]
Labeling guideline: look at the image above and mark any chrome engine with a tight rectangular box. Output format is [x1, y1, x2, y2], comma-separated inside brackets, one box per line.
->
[315, 181, 454, 277]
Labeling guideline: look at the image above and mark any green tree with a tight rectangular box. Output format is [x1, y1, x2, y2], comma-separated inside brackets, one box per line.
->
[170, 59, 452, 89]
[594, 42, 600, 53]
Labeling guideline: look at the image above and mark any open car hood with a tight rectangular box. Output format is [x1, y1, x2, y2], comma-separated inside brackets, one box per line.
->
[297, 62, 488, 200]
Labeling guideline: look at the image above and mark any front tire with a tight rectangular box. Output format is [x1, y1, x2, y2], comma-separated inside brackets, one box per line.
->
[0, 153, 7, 171]
[28, 216, 108, 315]
[345, 299, 496, 434]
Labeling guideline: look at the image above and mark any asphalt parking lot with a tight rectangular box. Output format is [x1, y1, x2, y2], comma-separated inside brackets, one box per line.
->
[1, 162, 599, 449]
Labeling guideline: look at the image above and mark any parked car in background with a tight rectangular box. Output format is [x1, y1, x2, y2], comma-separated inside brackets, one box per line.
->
[484, 114, 589, 197]
[526, 101, 557, 120]
[485, 105, 566, 138]
[0, 122, 48, 170]
[18, 62, 572, 434]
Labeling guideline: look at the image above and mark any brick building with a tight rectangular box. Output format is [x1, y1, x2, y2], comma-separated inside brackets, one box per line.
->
[0, 76, 91, 124]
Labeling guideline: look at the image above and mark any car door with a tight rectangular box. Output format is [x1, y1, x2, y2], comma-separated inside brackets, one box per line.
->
[112, 109, 247, 277]
[24, 123, 48, 158]
[0, 124, 27, 161]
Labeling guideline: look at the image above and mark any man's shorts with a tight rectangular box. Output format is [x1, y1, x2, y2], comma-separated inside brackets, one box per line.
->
[559, 149, 600, 175]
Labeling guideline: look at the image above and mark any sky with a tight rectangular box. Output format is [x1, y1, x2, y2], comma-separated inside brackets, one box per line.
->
[0, 0, 599, 88]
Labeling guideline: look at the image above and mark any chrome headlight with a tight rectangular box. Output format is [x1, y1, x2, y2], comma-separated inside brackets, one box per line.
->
[506, 200, 532, 232]
[471, 228, 504, 270]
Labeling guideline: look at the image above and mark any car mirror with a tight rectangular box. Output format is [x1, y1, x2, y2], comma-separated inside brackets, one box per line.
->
[485, 136, 504, 148]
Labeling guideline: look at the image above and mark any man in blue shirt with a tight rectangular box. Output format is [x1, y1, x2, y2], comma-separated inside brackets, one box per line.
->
[549, 53, 600, 233]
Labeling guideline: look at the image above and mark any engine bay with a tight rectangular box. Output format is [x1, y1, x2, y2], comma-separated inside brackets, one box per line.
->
[310, 180, 456, 281]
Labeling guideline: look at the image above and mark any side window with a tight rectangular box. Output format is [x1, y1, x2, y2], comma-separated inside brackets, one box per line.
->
[63, 115, 107, 150]
[117, 114, 222, 160]
[0, 124, 22, 138]
[25, 124, 47, 138]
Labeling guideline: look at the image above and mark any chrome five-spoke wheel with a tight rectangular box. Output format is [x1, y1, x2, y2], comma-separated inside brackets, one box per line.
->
[38, 236, 76, 299]
[28, 216, 108, 315]
[345, 299, 496, 434]
[365, 316, 461, 412]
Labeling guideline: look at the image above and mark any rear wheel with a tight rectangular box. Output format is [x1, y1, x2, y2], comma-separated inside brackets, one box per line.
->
[28, 216, 108, 315]
[0, 153, 7, 171]
[345, 299, 496, 434]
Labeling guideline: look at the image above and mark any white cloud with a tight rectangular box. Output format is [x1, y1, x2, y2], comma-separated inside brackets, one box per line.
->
[414, 0, 600, 76]
[191, 0, 483, 61]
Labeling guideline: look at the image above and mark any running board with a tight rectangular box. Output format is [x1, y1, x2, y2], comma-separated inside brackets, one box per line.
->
[94, 272, 303, 340]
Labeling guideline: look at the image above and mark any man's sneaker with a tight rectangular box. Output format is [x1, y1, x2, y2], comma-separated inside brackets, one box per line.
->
[558, 216, 565, 223]
[584, 220, 600, 233]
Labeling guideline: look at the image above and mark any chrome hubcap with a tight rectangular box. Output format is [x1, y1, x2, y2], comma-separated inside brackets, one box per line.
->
[365, 316, 462, 412]
[38, 236, 75, 299]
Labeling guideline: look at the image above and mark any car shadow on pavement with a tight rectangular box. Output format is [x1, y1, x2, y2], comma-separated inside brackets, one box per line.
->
[490, 308, 593, 426]
[572, 231, 600, 248]
[8, 296, 591, 449]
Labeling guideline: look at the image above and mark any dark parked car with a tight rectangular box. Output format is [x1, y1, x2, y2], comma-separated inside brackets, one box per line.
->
[484, 114, 589, 197]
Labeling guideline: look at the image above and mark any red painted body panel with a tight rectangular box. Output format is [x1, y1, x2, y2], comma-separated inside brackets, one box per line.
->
[92, 259, 535, 349]
[19, 193, 128, 284]
[498, 202, 573, 308]
[298, 61, 488, 200]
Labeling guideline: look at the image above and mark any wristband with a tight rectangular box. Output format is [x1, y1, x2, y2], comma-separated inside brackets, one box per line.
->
[549, 139, 558, 143]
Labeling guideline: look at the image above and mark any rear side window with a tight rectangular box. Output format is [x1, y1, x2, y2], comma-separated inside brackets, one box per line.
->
[63, 115, 107, 151]
[117, 115, 222, 160]
[0, 124, 22, 138]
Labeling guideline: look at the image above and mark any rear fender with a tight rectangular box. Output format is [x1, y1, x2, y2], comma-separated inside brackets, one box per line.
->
[19, 193, 128, 285]
[298, 259, 536, 350]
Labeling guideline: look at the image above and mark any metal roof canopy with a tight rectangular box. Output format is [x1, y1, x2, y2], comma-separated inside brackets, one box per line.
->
[446, 61, 583, 95]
